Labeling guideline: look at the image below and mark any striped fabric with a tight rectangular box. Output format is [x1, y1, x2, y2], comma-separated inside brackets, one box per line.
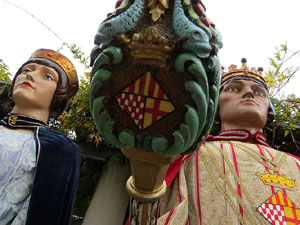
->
[158, 141, 300, 225]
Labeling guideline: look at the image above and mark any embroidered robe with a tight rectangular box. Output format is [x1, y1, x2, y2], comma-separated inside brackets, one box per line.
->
[158, 132, 300, 225]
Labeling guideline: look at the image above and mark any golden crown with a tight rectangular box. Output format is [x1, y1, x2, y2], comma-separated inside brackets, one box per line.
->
[117, 27, 173, 67]
[256, 171, 295, 191]
[221, 58, 267, 88]
[30, 49, 78, 98]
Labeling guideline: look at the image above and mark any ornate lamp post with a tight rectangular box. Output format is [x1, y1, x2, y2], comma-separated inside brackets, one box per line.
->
[89, 0, 222, 223]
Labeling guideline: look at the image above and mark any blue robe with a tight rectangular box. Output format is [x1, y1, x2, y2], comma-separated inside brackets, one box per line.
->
[0, 114, 81, 225]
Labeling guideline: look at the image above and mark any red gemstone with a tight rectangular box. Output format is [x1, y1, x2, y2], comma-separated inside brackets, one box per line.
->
[202, 17, 211, 27]
[194, 4, 205, 16]
[115, 0, 122, 9]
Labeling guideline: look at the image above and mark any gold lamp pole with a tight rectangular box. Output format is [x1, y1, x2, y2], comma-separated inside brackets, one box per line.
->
[123, 148, 179, 224]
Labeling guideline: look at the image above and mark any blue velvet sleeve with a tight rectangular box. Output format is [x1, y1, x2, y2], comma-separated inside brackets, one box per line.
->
[25, 128, 81, 225]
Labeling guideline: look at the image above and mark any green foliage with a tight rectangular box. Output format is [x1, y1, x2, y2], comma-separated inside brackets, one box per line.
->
[263, 44, 300, 152]
[0, 59, 12, 82]
[51, 45, 100, 146]
[272, 94, 299, 126]
[0, 59, 13, 119]
[70, 44, 90, 70]
[53, 72, 100, 146]
[264, 44, 300, 97]
[269, 94, 300, 150]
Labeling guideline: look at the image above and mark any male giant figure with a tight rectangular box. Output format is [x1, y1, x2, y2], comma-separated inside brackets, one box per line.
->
[158, 59, 300, 225]
[0, 49, 80, 225]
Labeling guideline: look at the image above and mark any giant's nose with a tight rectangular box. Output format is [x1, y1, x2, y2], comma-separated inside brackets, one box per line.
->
[242, 86, 254, 98]
[25, 71, 35, 82]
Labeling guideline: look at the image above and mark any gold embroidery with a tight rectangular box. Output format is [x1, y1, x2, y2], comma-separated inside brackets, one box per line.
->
[234, 142, 282, 171]
[256, 171, 295, 191]
[230, 142, 294, 186]
[200, 142, 265, 224]
[233, 142, 294, 190]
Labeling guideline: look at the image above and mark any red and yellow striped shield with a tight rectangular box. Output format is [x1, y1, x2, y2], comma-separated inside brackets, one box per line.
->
[115, 71, 176, 130]
[257, 191, 300, 224]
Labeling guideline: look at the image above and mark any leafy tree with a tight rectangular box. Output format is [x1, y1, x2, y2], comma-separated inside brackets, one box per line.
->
[51, 71, 100, 145]
[264, 44, 300, 97]
[50, 44, 100, 145]
[0, 59, 12, 82]
[0, 59, 13, 119]
[263, 44, 300, 155]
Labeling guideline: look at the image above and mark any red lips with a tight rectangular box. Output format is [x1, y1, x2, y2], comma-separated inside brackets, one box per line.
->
[22, 81, 33, 89]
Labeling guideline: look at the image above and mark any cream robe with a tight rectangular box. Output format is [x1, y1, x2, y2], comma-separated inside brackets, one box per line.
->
[158, 141, 300, 225]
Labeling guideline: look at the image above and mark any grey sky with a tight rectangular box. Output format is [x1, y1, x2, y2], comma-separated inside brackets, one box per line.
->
[1, 0, 299, 97]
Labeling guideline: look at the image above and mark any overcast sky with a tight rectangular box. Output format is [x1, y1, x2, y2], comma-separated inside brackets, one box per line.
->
[1, 0, 299, 97]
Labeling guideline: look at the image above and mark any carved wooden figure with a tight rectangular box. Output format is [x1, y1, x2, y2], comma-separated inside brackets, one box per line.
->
[0, 49, 80, 225]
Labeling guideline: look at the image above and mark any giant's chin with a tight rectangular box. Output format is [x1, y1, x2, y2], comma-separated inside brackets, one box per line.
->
[231, 110, 267, 129]
[12, 88, 30, 103]
[13, 91, 44, 110]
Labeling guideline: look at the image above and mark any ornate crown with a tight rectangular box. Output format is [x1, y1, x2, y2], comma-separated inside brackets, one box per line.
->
[256, 171, 295, 191]
[117, 27, 173, 67]
[221, 58, 267, 88]
[30, 49, 78, 98]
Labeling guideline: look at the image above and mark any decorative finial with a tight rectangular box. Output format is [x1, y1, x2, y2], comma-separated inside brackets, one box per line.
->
[241, 58, 247, 70]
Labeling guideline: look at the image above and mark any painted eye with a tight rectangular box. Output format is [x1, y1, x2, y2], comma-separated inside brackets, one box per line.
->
[23, 68, 31, 73]
[228, 86, 238, 92]
[44, 74, 54, 81]
[254, 89, 265, 97]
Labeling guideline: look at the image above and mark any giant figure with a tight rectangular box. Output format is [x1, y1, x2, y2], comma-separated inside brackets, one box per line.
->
[157, 60, 300, 224]
[0, 49, 80, 225]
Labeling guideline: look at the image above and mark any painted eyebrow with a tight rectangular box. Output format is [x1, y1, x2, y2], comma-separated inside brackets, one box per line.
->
[225, 80, 243, 86]
[223, 80, 243, 89]
[23, 64, 36, 70]
[226, 80, 265, 89]
[251, 83, 265, 89]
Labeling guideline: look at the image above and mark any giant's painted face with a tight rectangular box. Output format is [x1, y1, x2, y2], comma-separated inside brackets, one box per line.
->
[13, 63, 58, 111]
[219, 79, 269, 130]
